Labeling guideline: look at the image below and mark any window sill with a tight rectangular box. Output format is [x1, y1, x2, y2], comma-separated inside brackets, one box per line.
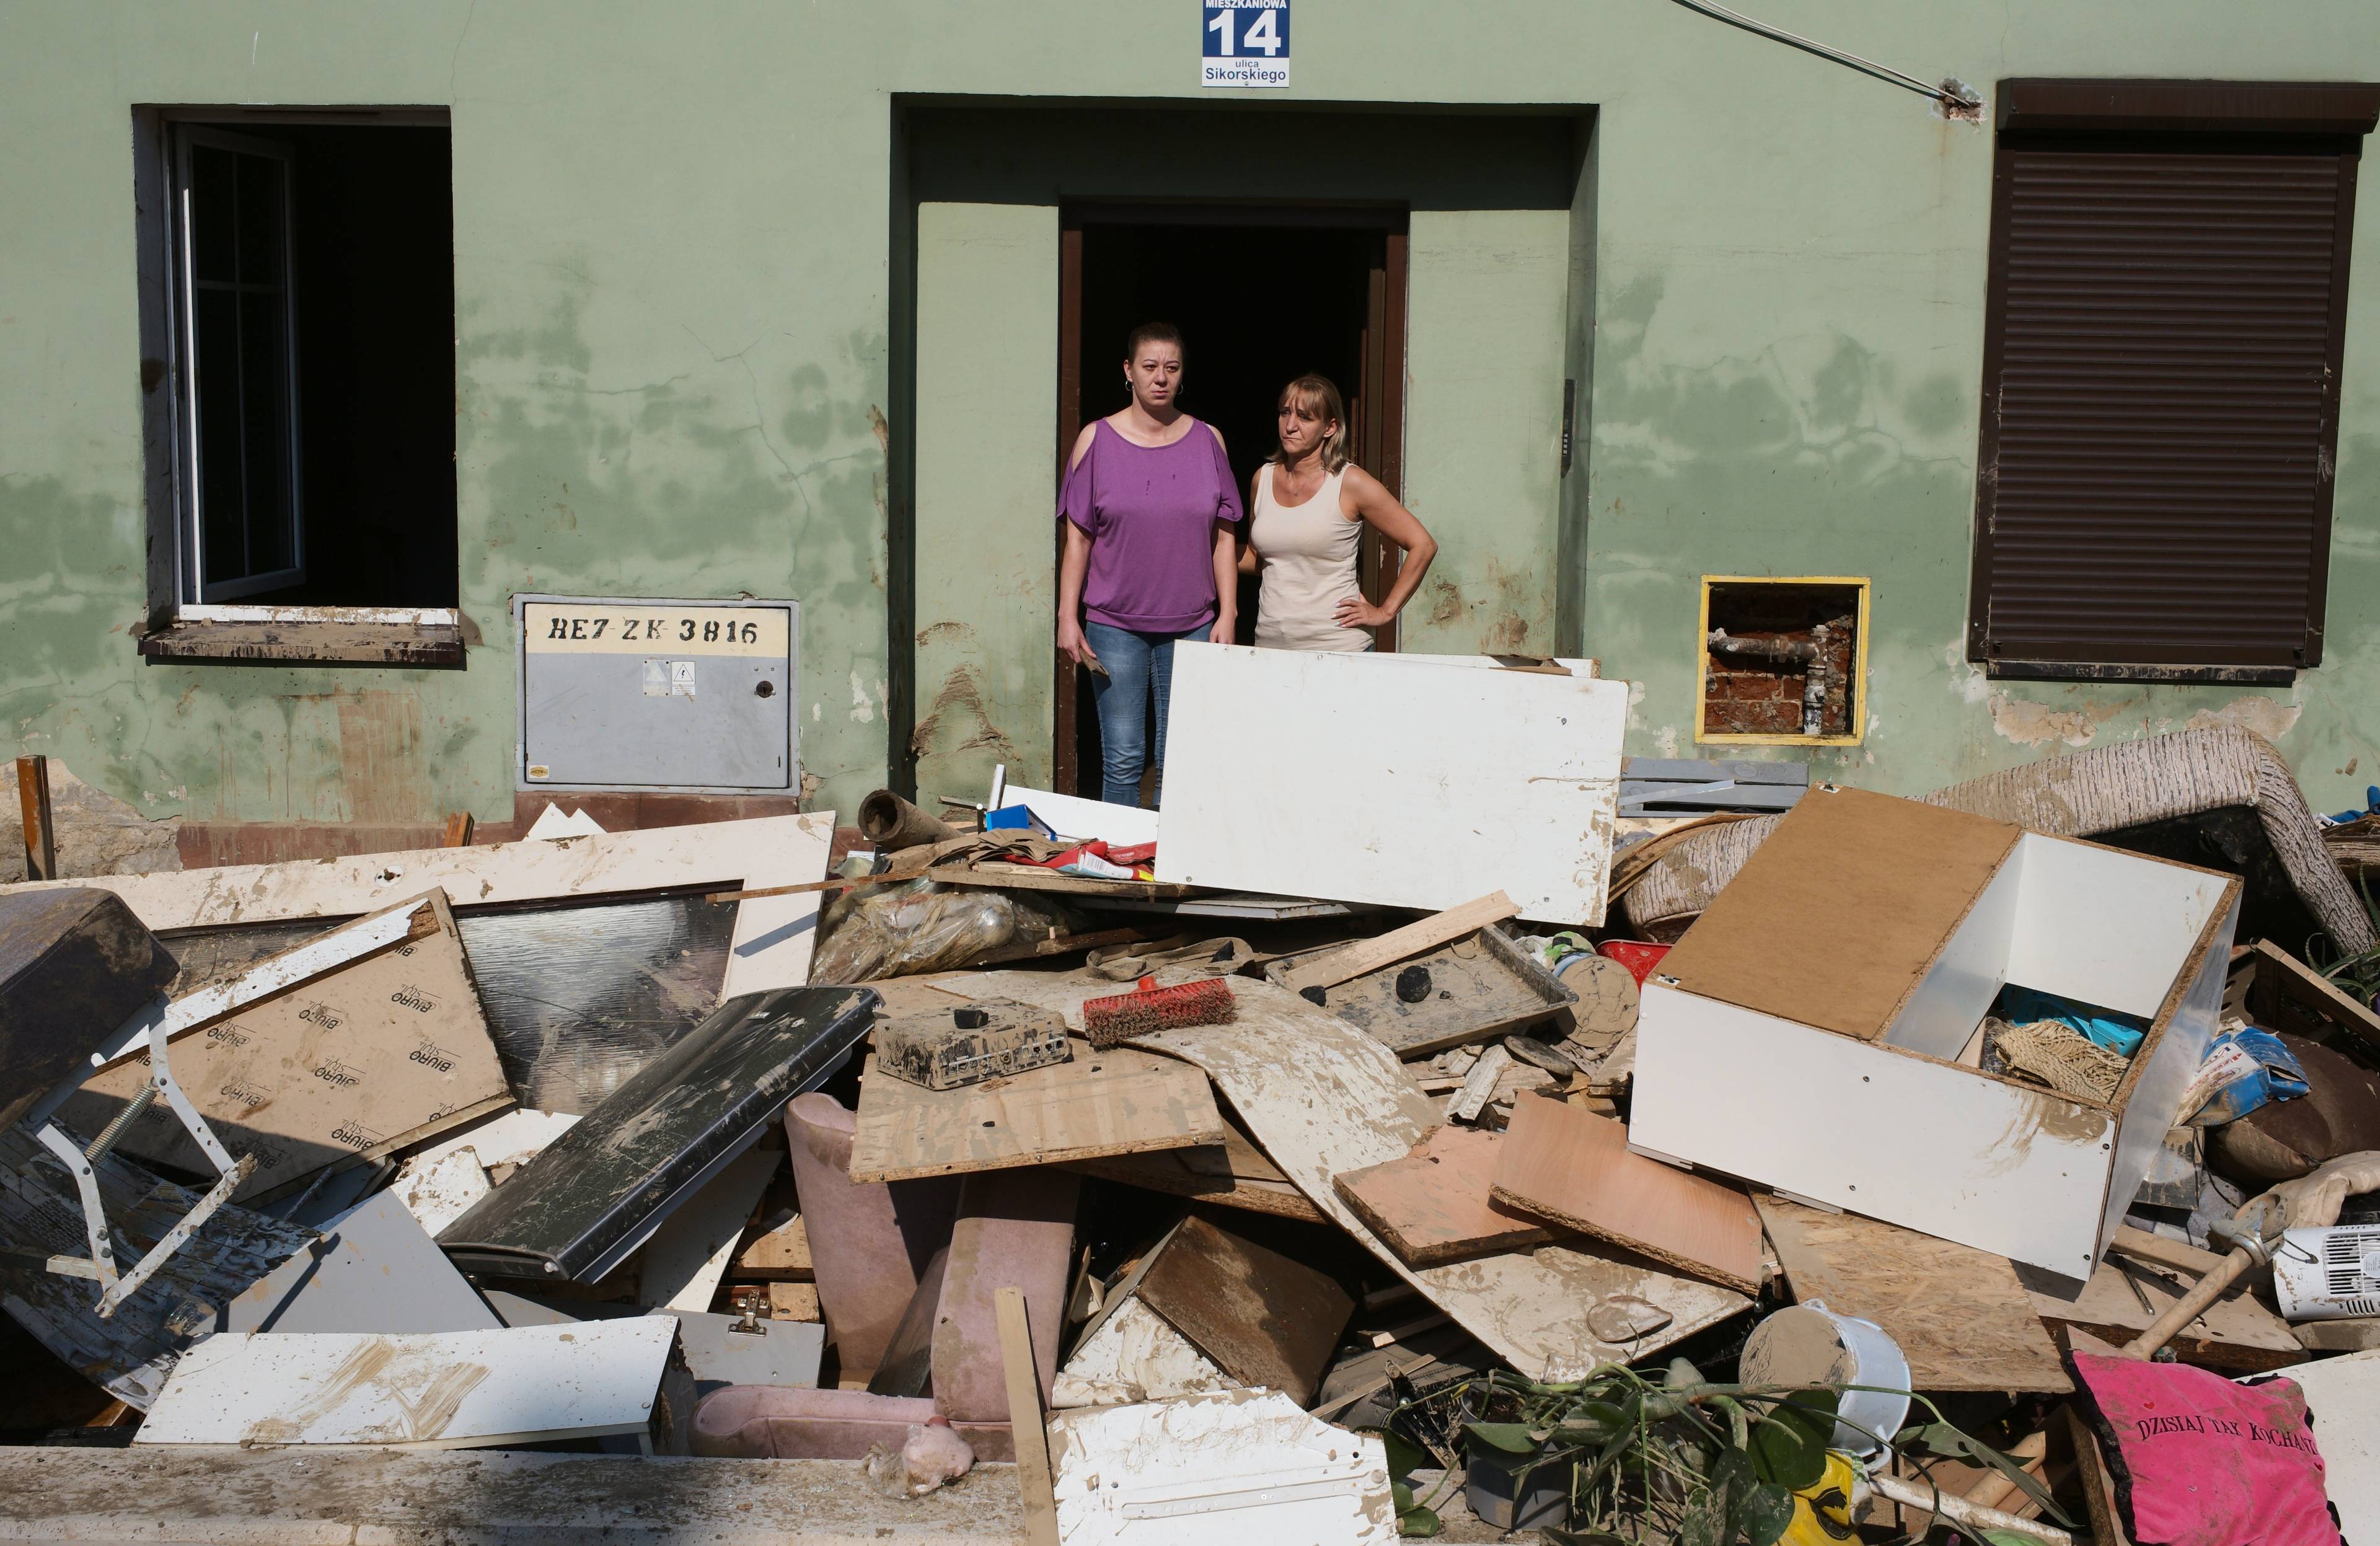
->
[138, 612, 465, 667]
[1983, 659, 2298, 687]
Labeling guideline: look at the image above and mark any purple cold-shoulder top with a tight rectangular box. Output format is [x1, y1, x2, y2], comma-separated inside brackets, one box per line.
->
[1059, 418, 1243, 634]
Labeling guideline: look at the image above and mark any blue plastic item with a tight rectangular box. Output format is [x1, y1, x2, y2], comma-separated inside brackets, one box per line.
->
[1997, 985, 2149, 1057]
[2187, 1027, 2311, 1127]
[982, 803, 1055, 839]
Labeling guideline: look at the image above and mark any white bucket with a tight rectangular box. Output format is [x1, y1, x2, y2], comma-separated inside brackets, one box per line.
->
[1739, 1299, 1911, 1456]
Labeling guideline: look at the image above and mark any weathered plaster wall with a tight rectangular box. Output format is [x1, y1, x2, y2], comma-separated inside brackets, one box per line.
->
[911, 201, 1059, 801]
[1401, 209, 1572, 657]
[3, 1, 2377, 840]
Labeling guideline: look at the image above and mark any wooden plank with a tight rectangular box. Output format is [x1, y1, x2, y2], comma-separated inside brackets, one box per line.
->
[996, 1287, 1060, 1546]
[847, 1040, 1225, 1185]
[925, 864, 1200, 901]
[1753, 1195, 2069, 1393]
[1061, 1149, 1329, 1223]
[0, 813, 835, 999]
[1135, 1213, 1353, 1407]
[133, 1320, 675, 1450]
[64, 890, 513, 1203]
[1334, 1126, 1559, 1268]
[961, 969, 1751, 1382]
[731, 1210, 813, 1282]
[2027, 1254, 2304, 1373]
[1278, 892, 1519, 995]
[2249, 938, 2380, 1056]
[1155, 644, 1628, 925]
[1490, 1094, 1763, 1294]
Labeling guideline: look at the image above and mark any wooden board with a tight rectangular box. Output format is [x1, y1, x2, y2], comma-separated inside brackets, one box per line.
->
[731, 1210, 813, 1281]
[1277, 925, 1576, 1061]
[1136, 1212, 1352, 1407]
[2024, 1254, 2304, 1373]
[995, 1287, 1059, 1546]
[1333, 1126, 1560, 1268]
[2248, 938, 2380, 1059]
[1063, 1149, 1329, 1223]
[64, 890, 512, 1201]
[1655, 787, 2021, 1043]
[847, 1039, 1225, 1184]
[926, 864, 1199, 901]
[1490, 1095, 1763, 1294]
[1752, 1195, 2070, 1393]
[960, 969, 1751, 1382]
[2, 812, 835, 999]
[1278, 893, 1519, 995]
[1155, 644, 1629, 925]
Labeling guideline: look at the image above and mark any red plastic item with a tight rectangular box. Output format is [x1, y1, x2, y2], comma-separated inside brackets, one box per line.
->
[1597, 940, 1673, 986]
[1106, 841, 1157, 866]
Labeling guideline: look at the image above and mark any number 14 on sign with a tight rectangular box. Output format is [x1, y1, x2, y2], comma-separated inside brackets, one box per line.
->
[1202, 1, 1290, 89]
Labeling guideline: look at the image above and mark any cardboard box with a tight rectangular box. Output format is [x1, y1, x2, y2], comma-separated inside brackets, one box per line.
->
[1629, 786, 2239, 1278]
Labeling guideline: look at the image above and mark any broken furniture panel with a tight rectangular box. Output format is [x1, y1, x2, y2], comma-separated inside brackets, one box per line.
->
[1130, 1210, 1352, 1407]
[1057, 1293, 1232, 1408]
[1632, 786, 2240, 1278]
[0, 1127, 313, 1409]
[2272, 1348, 2380, 1540]
[438, 987, 876, 1283]
[1156, 644, 1628, 925]
[961, 970, 1750, 1381]
[223, 1195, 501, 1336]
[64, 890, 510, 1203]
[1332, 1125, 1559, 1268]
[636, 1148, 784, 1312]
[3, 811, 838, 1034]
[1047, 1389, 1398, 1545]
[0, 888, 177, 1131]
[1617, 757, 1810, 816]
[1752, 1194, 2069, 1393]
[848, 1030, 1224, 1185]
[135, 1318, 677, 1449]
[1491, 1094, 1763, 1294]
[665, 1306, 824, 1395]
[1269, 922, 1576, 1061]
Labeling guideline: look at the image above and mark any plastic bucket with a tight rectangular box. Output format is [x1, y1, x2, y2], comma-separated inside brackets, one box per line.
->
[1739, 1299, 1911, 1456]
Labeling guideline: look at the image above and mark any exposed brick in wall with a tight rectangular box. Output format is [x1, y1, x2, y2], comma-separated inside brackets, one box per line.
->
[1701, 583, 1861, 739]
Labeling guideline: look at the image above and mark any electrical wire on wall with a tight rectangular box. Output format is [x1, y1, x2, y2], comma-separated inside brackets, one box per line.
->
[1664, 0, 1983, 115]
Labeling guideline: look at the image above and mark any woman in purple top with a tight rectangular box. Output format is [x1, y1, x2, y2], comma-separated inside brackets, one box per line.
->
[1057, 322, 1242, 807]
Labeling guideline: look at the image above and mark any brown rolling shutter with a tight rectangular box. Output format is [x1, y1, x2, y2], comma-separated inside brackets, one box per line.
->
[1970, 82, 2378, 679]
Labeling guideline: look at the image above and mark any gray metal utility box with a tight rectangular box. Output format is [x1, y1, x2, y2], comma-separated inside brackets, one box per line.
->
[513, 594, 798, 793]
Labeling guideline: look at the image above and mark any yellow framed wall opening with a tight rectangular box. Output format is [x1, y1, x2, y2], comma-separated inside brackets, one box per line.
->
[1695, 576, 1871, 747]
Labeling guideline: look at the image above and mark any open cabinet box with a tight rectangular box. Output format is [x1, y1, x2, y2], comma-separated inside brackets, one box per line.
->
[1630, 786, 2239, 1279]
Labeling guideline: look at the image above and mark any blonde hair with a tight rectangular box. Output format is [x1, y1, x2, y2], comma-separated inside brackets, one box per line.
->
[1269, 374, 1350, 474]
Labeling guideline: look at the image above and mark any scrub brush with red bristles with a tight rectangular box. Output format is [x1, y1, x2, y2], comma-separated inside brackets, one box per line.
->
[1080, 976, 1237, 1047]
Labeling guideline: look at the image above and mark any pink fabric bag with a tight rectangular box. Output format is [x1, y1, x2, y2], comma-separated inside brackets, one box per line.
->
[2068, 1351, 2341, 1546]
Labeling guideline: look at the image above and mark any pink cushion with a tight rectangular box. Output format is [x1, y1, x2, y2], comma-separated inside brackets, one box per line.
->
[2069, 1351, 2340, 1546]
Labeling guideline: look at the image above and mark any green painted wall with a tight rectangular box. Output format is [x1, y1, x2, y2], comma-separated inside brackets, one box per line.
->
[912, 201, 1059, 801]
[2, 2, 2376, 845]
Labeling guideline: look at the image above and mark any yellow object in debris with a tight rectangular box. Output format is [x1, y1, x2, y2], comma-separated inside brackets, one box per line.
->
[1780, 1452, 1860, 1546]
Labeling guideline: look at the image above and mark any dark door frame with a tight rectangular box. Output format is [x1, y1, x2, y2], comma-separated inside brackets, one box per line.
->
[1052, 203, 1409, 796]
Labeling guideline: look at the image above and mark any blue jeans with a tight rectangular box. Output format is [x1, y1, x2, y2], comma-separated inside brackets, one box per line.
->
[1085, 621, 1204, 806]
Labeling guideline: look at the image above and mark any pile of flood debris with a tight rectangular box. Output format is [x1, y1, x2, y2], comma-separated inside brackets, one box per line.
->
[6, 652, 2380, 1545]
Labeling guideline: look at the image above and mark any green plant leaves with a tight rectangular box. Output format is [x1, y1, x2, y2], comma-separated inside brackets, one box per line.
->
[1896, 1420, 2075, 1528]
[1553, 1399, 1631, 1446]
[1747, 1392, 1837, 1491]
[1379, 1429, 1428, 1484]
[1461, 1421, 1540, 1456]
[1396, 1503, 1441, 1537]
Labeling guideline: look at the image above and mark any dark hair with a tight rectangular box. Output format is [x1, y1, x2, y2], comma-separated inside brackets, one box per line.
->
[1124, 321, 1183, 361]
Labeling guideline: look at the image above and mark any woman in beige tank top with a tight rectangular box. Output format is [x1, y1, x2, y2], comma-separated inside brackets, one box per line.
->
[1241, 374, 1437, 651]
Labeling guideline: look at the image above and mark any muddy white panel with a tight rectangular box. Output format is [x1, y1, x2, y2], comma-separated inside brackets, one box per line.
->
[2004, 835, 2231, 1018]
[1633, 983, 2113, 1276]
[1156, 644, 1627, 924]
[1880, 854, 2022, 1061]
[1047, 1389, 1397, 1545]
[2269, 1349, 2380, 1539]
[1055, 1296, 1230, 1408]
[136, 1318, 676, 1449]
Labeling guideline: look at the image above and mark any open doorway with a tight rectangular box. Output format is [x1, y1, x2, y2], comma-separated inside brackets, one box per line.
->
[1055, 209, 1406, 798]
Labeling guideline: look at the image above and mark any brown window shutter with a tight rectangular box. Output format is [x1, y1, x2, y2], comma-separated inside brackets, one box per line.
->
[1971, 84, 2377, 679]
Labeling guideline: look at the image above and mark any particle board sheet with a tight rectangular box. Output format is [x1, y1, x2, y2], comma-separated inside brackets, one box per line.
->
[1135, 1211, 1352, 1407]
[1062, 1149, 1329, 1223]
[1154, 644, 1629, 925]
[1656, 787, 2022, 1042]
[958, 970, 1750, 1381]
[1752, 1195, 2069, 1394]
[1489, 1096, 1763, 1294]
[62, 891, 512, 1201]
[2022, 1255, 2304, 1373]
[134, 1319, 677, 1449]
[1333, 1126, 1560, 1268]
[847, 1038, 1225, 1185]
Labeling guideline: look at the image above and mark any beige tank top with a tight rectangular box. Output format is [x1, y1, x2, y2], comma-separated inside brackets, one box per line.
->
[1251, 463, 1370, 651]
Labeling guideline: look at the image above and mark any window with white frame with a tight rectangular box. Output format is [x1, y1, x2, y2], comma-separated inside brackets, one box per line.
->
[145, 112, 458, 623]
